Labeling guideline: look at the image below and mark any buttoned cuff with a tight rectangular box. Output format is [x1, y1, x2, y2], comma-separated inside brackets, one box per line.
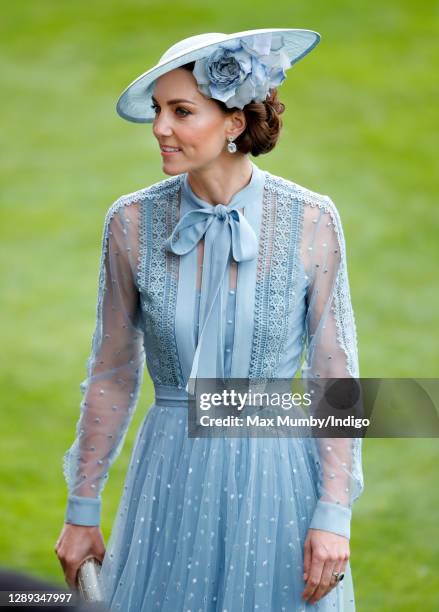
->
[309, 500, 352, 539]
[65, 495, 101, 526]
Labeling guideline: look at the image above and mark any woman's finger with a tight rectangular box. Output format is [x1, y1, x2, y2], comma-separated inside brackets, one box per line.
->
[313, 554, 349, 603]
[301, 548, 325, 601]
[318, 561, 345, 602]
[332, 559, 346, 583]
[309, 559, 336, 604]
[61, 559, 80, 589]
[340, 555, 348, 576]
[329, 557, 348, 592]
[303, 535, 312, 582]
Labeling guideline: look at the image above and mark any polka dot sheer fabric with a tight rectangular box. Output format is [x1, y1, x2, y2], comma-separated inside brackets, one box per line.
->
[62, 204, 145, 516]
[63, 161, 363, 610]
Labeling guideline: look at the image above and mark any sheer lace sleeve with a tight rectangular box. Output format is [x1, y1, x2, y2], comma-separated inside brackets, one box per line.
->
[300, 196, 364, 539]
[63, 201, 145, 526]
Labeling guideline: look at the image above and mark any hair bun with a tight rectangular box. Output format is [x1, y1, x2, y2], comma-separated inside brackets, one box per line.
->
[235, 88, 285, 157]
[264, 89, 286, 115]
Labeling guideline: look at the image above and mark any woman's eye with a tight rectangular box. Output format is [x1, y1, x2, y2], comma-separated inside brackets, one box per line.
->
[150, 104, 190, 117]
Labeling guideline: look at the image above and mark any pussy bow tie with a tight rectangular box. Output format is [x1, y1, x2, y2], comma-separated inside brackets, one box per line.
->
[165, 197, 258, 390]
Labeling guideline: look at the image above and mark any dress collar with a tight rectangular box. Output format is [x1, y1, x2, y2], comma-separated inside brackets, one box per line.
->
[181, 160, 264, 211]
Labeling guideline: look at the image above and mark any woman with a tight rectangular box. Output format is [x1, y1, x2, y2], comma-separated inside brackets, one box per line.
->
[55, 29, 364, 611]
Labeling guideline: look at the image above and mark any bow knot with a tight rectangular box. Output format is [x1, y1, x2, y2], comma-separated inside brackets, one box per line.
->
[214, 204, 228, 220]
[165, 204, 257, 263]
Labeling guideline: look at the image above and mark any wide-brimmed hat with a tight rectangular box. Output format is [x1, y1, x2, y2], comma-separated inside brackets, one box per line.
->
[116, 28, 320, 123]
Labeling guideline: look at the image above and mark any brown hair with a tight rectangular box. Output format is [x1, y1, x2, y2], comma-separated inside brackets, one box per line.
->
[181, 61, 285, 156]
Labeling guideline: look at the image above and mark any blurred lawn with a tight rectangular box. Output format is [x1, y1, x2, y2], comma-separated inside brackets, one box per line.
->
[1, 1, 438, 610]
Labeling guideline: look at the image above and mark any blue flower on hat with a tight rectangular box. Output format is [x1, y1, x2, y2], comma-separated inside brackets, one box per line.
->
[192, 33, 291, 109]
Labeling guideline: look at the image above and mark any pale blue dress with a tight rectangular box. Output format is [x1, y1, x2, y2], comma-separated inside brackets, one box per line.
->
[63, 161, 364, 611]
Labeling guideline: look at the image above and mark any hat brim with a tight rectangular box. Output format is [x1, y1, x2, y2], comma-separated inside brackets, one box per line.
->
[116, 28, 321, 123]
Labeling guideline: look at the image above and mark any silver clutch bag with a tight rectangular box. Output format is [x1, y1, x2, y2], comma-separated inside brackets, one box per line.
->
[76, 558, 104, 602]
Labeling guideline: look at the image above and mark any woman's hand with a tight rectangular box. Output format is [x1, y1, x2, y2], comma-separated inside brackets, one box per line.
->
[302, 528, 350, 604]
[54, 523, 106, 589]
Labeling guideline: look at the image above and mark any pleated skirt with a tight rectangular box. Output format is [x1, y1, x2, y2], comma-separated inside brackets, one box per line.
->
[99, 390, 355, 611]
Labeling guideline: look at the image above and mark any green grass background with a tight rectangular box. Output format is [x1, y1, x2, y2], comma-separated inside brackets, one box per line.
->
[1, 1, 438, 610]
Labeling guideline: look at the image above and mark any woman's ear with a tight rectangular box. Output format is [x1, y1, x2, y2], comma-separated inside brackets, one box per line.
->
[226, 110, 247, 140]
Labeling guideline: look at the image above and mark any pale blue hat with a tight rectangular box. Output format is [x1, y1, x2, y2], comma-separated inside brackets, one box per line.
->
[116, 28, 320, 123]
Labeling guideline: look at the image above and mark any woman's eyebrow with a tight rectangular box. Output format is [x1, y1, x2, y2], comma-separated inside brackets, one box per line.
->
[151, 95, 197, 105]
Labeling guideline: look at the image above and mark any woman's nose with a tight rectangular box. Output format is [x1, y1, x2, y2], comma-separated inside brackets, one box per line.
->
[153, 113, 173, 138]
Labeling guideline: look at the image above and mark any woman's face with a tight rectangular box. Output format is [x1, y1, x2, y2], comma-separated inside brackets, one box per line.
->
[151, 68, 243, 175]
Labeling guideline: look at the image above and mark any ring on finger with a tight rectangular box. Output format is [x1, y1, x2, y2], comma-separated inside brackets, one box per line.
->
[332, 570, 345, 583]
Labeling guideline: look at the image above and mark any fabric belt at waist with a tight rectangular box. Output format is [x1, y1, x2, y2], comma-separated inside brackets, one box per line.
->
[153, 381, 296, 410]
[154, 384, 190, 407]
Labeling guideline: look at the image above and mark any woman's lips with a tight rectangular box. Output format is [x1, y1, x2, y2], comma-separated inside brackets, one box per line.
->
[161, 148, 181, 156]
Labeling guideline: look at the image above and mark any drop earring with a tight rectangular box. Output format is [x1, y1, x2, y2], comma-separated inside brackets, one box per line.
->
[227, 136, 237, 154]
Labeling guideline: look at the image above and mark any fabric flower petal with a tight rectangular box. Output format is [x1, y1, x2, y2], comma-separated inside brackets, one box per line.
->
[191, 33, 292, 108]
[193, 58, 210, 85]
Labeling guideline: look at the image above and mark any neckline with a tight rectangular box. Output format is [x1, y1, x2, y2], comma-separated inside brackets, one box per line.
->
[181, 161, 264, 211]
